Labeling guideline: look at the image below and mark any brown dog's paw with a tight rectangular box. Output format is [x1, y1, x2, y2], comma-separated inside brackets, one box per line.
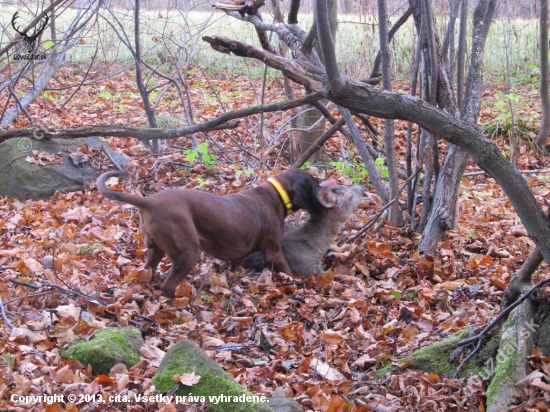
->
[160, 282, 177, 298]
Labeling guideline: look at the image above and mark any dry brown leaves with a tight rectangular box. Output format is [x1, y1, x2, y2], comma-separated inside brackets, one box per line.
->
[1, 69, 550, 411]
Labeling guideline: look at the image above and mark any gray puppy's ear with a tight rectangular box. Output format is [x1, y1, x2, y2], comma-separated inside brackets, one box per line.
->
[317, 187, 338, 208]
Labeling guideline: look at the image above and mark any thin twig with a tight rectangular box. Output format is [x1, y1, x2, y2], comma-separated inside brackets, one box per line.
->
[452, 277, 550, 378]
[4, 290, 56, 305]
[59, 43, 99, 111]
[40, 281, 106, 305]
[132, 313, 155, 323]
[9, 279, 41, 289]
[0, 295, 15, 329]
[7, 85, 34, 126]
[343, 166, 421, 245]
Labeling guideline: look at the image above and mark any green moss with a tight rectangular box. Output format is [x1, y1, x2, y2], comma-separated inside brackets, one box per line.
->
[61, 327, 143, 375]
[153, 340, 273, 412]
[409, 329, 471, 377]
[485, 314, 523, 404]
[375, 363, 392, 378]
[486, 348, 520, 403]
[374, 329, 485, 379]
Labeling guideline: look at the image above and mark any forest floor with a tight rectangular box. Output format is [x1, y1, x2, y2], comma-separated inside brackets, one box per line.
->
[1, 66, 550, 411]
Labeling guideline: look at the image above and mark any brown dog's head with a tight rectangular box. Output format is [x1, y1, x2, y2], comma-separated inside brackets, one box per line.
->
[275, 167, 327, 214]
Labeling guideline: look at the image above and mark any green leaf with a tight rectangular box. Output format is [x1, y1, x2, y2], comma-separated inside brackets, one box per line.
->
[202, 153, 216, 166]
[43, 40, 54, 50]
[197, 141, 209, 154]
[496, 113, 510, 122]
[184, 149, 199, 163]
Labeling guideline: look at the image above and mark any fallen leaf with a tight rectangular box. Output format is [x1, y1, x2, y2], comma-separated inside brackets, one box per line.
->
[172, 372, 201, 386]
[140, 344, 165, 367]
[311, 358, 346, 381]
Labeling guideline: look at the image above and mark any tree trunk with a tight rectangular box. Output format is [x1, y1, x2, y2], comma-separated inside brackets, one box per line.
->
[485, 298, 538, 412]
[456, 0, 468, 113]
[419, 0, 496, 254]
[133, 0, 159, 152]
[419, 146, 468, 251]
[536, 0, 550, 149]
[298, 0, 337, 163]
[377, 0, 400, 226]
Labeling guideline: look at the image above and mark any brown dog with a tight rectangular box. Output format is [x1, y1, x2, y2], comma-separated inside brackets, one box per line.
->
[97, 168, 327, 297]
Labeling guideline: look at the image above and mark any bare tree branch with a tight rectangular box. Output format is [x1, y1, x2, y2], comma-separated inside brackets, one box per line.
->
[0, 92, 324, 143]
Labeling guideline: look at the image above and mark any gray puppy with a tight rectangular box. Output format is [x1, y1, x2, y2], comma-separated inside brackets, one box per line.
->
[242, 183, 363, 275]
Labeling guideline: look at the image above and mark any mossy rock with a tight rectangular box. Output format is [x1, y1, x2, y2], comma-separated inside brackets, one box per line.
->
[375, 328, 491, 379]
[61, 327, 143, 375]
[153, 340, 301, 412]
[0, 136, 128, 200]
[265, 397, 302, 412]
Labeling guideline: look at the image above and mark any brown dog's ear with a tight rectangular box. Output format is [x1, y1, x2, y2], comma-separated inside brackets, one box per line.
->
[317, 187, 338, 208]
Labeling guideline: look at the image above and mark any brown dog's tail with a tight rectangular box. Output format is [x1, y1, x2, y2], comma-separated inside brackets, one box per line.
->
[97, 170, 149, 210]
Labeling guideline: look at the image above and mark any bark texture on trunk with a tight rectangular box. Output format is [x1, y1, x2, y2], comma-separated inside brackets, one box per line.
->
[536, 0, 550, 149]
[378, 0, 400, 226]
[298, 2, 337, 163]
[419, 0, 497, 254]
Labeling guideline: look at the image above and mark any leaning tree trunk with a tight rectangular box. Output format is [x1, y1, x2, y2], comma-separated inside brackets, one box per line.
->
[489, 2, 550, 408]
[206, 0, 550, 266]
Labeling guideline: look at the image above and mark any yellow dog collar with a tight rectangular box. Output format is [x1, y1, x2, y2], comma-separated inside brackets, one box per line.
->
[267, 177, 293, 216]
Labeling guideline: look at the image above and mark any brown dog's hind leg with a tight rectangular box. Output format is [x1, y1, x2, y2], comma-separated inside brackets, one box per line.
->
[145, 244, 165, 272]
[161, 248, 199, 297]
